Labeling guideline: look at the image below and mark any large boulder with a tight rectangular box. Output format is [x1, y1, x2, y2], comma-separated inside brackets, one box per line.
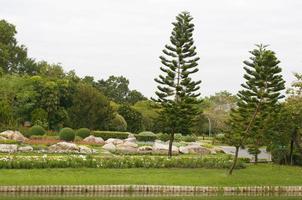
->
[0, 136, 8, 141]
[105, 138, 123, 145]
[124, 137, 136, 143]
[0, 144, 18, 153]
[79, 145, 93, 154]
[152, 142, 179, 155]
[0, 130, 27, 142]
[102, 143, 116, 151]
[18, 145, 33, 152]
[83, 135, 105, 145]
[48, 142, 80, 153]
[138, 146, 153, 154]
[179, 143, 211, 155]
[116, 141, 138, 153]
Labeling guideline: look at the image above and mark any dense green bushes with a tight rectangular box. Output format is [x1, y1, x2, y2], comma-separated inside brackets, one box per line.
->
[136, 131, 157, 141]
[0, 155, 246, 169]
[59, 128, 75, 141]
[92, 131, 129, 140]
[75, 128, 90, 139]
[157, 133, 170, 141]
[28, 125, 46, 136]
[156, 133, 197, 142]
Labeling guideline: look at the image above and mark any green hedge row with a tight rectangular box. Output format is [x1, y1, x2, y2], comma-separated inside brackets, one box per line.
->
[136, 131, 157, 142]
[0, 155, 246, 169]
[92, 131, 129, 140]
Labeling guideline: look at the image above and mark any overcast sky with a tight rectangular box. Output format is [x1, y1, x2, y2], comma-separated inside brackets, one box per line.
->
[1, 0, 301, 98]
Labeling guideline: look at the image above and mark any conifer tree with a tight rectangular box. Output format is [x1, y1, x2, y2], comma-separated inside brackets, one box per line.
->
[153, 11, 201, 157]
[226, 44, 285, 174]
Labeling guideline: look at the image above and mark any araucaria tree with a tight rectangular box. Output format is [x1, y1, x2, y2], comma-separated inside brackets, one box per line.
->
[226, 44, 285, 175]
[153, 11, 201, 157]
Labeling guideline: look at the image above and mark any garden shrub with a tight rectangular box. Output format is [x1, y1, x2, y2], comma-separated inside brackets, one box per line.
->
[109, 114, 127, 131]
[136, 131, 157, 142]
[28, 125, 46, 136]
[92, 131, 129, 140]
[59, 127, 75, 142]
[174, 133, 183, 142]
[75, 128, 91, 139]
[215, 133, 225, 142]
[0, 154, 246, 169]
[157, 133, 170, 141]
[183, 134, 197, 142]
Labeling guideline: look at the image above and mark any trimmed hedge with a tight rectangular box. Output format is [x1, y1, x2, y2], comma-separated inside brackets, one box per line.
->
[156, 133, 170, 141]
[76, 128, 91, 139]
[59, 128, 75, 142]
[92, 131, 129, 140]
[28, 125, 46, 136]
[136, 131, 157, 142]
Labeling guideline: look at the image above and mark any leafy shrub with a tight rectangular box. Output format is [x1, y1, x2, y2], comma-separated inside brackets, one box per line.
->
[75, 128, 91, 139]
[28, 125, 46, 136]
[109, 114, 127, 131]
[215, 133, 225, 142]
[183, 134, 197, 142]
[0, 154, 245, 169]
[92, 131, 129, 140]
[59, 128, 75, 142]
[157, 133, 170, 141]
[174, 133, 183, 142]
[136, 131, 157, 142]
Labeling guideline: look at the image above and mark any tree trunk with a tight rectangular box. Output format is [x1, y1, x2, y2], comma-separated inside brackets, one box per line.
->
[229, 146, 239, 175]
[254, 154, 258, 164]
[289, 138, 294, 165]
[168, 132, 175, 158]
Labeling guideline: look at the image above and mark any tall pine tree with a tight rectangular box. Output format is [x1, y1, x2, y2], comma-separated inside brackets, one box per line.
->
[226, 44, 285, 174]
[153, 11, 201, 157]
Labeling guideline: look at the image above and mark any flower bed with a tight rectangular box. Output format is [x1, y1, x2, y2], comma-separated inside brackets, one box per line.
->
[0, 154, 246, 169]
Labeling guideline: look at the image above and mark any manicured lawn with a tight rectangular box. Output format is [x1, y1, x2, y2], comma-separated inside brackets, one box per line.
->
[0, 164, 301, 186]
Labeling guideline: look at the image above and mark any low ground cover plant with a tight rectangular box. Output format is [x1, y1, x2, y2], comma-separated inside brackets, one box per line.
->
[0, 154, 246, 169]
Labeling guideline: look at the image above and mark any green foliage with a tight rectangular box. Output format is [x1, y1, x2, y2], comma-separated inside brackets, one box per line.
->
[183, 134, 197, 142]
[136, 131, 157, 142]
[92, 131, 129, 140]
[0, 154, 245, 169]
[156, 133, 170, 141]
[118, 105, 143, 133]
[174, 133, 183, 142]
[75, 128, 91, 139]
[0, 139, 19, 144]
[59, 127, 75, 142]
[31, 108, 48, 128]
[68, 83, 113, 130]
[109, 114, 127, 131]
[28, 125, 46, 136]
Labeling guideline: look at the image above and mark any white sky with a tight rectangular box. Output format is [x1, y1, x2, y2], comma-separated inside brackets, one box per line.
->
[1, 0, 301, 98]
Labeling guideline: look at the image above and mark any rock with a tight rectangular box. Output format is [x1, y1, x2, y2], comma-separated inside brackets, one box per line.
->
[83, 135, 105, 145]
[102, 143, 116, 151]
[128, 133, 136, 139]
[179, 144, 210, 155]
[48, 142, 80, 153]
[123, 141, 138, 148]
[79, 145, 93, 154]
[116, 144, 137, 153]
[124, 137, 136, 143]
[152, 142, 179, 155]
[138, 146, 153, 153]
[0, 144, 18, 153]
[179, 146, 189, 154]
[210, 146, 225, 154]
[0, 136, 8, 141]
[105, 138, 123, 145]
[0, 130, 28, 142]
[18, 145, 33, 152]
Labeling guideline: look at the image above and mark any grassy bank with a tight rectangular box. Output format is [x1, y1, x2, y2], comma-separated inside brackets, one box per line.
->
[0, 164, 301, 186]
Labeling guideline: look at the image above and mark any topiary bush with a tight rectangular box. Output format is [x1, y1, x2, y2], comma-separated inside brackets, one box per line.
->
[28, 125, 46, 136]
[136, 131, 157, 142]
[109, 114, 127, 131]
[183, 134, 197, 142]
[75, 128, 91, 139]
[174, 133, 183, 142]
[59, 128, 75, 142]
[157, 133, 170, 141]
[92, 131, 129, 140]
